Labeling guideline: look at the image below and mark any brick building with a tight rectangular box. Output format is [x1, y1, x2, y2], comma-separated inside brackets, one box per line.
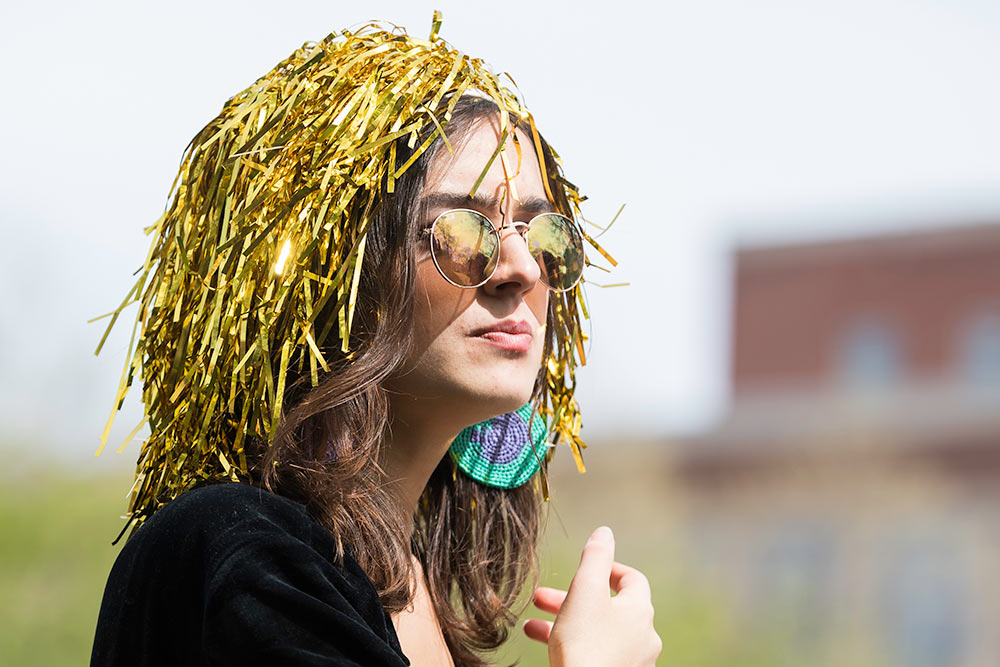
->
[673, 223, 1000, 666]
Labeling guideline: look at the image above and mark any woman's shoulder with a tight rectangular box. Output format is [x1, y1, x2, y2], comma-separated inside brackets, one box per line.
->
[114, 482, 366, 594]
[143, 482, 314, 531]
[155, 480, 302, 516]
[93, 483, 409, 666]
[134, 483, 325, 547]
[112, 483, 338, 576]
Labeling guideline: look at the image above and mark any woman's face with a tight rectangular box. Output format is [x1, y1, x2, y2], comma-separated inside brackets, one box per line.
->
[391, 119, 551, 426]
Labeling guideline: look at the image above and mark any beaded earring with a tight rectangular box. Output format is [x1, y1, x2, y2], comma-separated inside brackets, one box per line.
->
[448, 403, 548, 488]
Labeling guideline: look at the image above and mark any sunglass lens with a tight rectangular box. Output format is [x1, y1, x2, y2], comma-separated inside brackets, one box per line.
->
[431, 210, 499, 287]
[525, 214, 585, 291]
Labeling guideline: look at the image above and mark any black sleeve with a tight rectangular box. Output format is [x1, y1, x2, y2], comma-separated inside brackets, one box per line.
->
[201, 491, 409, 666]
[91, 483, 410, 667]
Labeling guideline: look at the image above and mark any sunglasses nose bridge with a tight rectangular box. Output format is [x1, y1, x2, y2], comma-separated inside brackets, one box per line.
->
[496, 222, 538, 267]
[497, 220, 530, 237]
[491, 221, 542, 287]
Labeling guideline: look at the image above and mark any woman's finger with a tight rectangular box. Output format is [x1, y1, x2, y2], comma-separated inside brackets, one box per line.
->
[609, 561, 651, 601]
[566, 526, 616, 601]
[532, 586, 567, 615]
[522, 618, 554, 644]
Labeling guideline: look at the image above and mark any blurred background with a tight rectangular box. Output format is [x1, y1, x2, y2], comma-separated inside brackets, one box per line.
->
[2, 1, 999, 665]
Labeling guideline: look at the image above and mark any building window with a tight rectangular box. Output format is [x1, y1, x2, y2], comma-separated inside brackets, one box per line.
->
[752, 523, 834, 649]
[956, 308, 1000, 385]
[881, 531, 968, 667]
[835, 316, 902, 388]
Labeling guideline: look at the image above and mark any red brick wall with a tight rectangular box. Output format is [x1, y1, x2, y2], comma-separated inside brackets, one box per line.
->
[731, 224, 1000, 394]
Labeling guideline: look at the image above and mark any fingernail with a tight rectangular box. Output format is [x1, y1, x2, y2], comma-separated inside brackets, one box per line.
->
[588, 526, 613, 545]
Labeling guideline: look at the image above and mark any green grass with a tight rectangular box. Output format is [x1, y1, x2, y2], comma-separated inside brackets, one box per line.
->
[0, 456, 134, 665]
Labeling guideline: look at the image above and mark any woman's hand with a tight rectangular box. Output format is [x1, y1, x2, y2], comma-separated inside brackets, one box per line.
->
[523, 526, 662, 667]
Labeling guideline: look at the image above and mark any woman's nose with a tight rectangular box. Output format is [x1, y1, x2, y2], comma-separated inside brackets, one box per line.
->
[481, 226, 541, 296]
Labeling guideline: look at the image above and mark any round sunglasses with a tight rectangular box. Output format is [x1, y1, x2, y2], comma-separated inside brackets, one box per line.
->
[421, 208, 585, 292]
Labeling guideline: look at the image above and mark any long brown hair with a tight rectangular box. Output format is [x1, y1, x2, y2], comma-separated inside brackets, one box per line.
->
[251, 96, 572, 665]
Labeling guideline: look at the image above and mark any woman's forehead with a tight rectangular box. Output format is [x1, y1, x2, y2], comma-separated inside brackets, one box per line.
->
[424, 122, 546, 206]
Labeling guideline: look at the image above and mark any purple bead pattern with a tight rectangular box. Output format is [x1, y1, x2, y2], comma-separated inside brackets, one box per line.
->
[475, 412, 528, 465]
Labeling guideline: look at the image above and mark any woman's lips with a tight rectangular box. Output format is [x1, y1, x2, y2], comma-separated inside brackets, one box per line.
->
[475, 330, 533, 352]
[471, 320, 534, 352]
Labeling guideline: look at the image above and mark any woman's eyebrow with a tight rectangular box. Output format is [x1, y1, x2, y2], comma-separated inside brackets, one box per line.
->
[420, 192, 555, 217]
[516, 196, 556, 217]
[420, 191, 499, 212]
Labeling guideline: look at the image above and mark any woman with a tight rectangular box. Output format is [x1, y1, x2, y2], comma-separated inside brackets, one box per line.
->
[92, 17, 661, 666]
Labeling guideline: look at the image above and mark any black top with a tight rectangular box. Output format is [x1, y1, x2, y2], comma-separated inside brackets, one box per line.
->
[91, 483, 410, 666]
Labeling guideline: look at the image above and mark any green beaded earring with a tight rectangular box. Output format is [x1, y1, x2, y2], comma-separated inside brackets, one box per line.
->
[448, 403, 548, 488]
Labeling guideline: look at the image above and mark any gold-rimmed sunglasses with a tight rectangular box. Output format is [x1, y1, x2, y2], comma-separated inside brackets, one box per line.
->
[421, 208, 585, 292]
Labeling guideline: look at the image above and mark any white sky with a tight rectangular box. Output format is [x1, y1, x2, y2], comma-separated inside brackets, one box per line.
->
[2, 0, 1000, 463]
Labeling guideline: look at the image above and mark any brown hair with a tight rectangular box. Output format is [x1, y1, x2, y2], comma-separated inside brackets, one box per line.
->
[250, 96, 572, 665]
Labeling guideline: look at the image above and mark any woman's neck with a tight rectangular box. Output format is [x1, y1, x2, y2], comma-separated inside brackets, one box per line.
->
[382, 398, 468, 530]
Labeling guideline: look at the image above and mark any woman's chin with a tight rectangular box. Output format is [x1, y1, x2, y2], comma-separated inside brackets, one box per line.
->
[465, 388, 534, 422]
[495, 394, 533, 416]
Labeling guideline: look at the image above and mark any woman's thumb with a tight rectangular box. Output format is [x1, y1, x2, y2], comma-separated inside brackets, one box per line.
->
[567, 526, 616, 600]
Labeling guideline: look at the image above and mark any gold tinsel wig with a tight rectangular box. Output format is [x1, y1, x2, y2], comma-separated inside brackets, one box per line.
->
[93, 13, 616, 532]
